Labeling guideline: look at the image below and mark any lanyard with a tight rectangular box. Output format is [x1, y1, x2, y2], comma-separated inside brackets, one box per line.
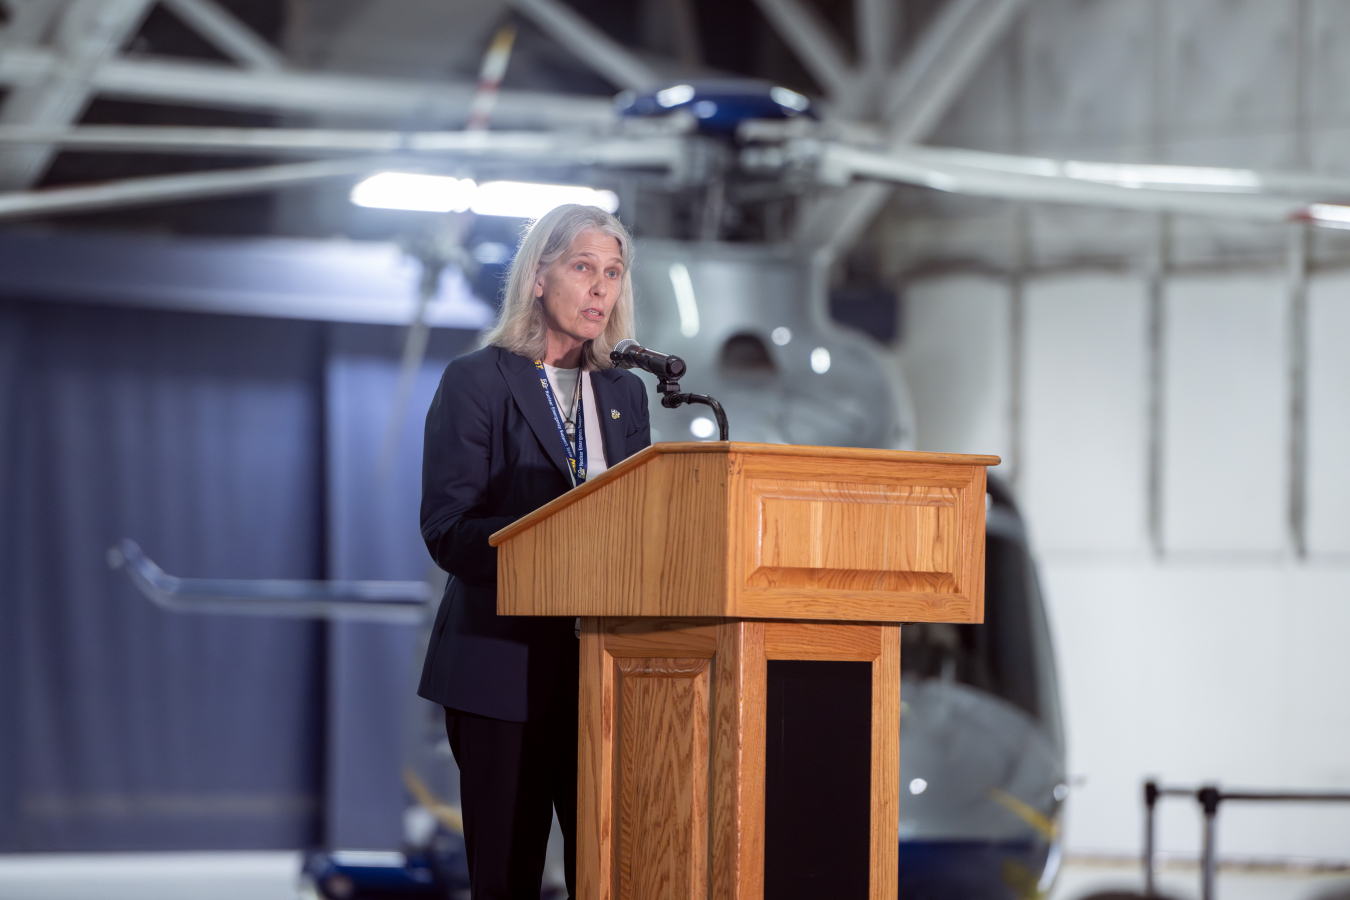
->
[534, 359, 586, 487]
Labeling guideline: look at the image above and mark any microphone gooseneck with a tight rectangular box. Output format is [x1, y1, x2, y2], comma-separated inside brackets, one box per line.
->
[611, 340, 728, 441]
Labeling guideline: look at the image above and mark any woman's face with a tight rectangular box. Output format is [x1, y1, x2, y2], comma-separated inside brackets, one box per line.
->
[534, 228, 624, 348]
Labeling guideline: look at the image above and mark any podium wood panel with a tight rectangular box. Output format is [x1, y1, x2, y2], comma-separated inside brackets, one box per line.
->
[578, 617, 899, 900]
[493, 443, 994, 624]
[615, 657, 709, 900]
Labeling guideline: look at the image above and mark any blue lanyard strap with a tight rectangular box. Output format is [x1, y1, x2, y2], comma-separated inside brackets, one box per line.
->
[534, 359, 586, 487]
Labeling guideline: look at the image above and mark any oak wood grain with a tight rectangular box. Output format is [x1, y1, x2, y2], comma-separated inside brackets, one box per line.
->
[495, 444, 992, 624]
[578, 617, 616, 900]
[870, 625, 902, 900]
[582, 616, 908, 900]
[496, 449, 730, 617]
[489, 443, 999, 547]
[602, 618, 720, 658]
[711, 620, 766, 900]
[644, 441, 1000, 467]
[615, 657, 710, 900]
[763, 621, 883, 661]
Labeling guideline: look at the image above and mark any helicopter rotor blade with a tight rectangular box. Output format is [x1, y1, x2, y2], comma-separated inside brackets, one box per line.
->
[107, 539, 431, 623]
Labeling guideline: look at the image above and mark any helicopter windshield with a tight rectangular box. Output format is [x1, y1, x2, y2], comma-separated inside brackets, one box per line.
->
[900, 515, 1062, 742]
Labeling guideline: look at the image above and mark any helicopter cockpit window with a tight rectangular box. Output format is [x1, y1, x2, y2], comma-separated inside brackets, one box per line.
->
[901, 530, 1048, 728]
[719, 331, 777, 376]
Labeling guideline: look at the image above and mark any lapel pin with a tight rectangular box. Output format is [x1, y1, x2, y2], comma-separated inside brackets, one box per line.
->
[611, 409, 620, 419]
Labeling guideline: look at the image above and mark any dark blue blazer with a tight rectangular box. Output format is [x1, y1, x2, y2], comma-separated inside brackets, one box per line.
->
[417, 345, 651, 721]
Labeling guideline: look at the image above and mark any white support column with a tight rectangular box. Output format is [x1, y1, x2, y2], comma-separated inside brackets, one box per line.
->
[1286, 222, 1311, 559]
[1144, 213, 1171, 558]
[0, 0, 155, 189]
[1007, 203, 1029, 492]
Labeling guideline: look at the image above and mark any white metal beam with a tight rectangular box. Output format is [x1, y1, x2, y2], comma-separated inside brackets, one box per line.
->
[751, 0, 856, 100]
[883, 0, 1027, 142]
[158, 0, 284, 70]
[0, 49, 616, 126]
[794, 0, 1029, 253]
[0, 0, 155, 188]
[855, 0, 896, 93]
[0, 125, 686, 170]
[814, 142, 1309, 222]
[0, 0, 67, 48]
[504, 0, 660, 91]
[0, 156, 380, 220]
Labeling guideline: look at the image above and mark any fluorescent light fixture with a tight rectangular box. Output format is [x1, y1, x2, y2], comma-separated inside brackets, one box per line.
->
[771, 326, 791, 346]
[471, 181, 618, 219]
[669, 262, 700, 337]
[810, 346, 831, 374]
[351, 174, 618, 219]
[770, 86, 809, 112]
[350, 172, 474, 212]
[657, 84, 696, 108]
[690, 416, 716, 439]
[1307, 203, 1350, 229]
[909, 778, 927, 795]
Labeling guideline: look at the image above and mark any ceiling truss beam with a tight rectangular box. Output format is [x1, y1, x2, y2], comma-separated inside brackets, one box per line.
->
[0, 0, 155, 189]
[751, 0, 856, 101]
[793, 0, 1030, 255]
[158, 0, 284, 71]
[0, 156, 379, 220]
[884, 0, 1028, 143]
[504, 0, 660, 91]
[0, 49, 615, 126]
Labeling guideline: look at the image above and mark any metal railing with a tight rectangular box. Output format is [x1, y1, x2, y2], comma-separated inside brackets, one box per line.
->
[1143, 779, 1350, 900]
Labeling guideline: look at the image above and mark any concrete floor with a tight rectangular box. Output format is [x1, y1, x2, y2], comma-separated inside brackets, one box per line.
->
[1, 850, 1348, 900]
[1051, 856, 1350, 900]
[0, 852, 303, 900]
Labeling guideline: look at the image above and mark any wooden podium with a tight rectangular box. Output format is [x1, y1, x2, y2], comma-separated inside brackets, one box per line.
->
[490, 442, 997, 900]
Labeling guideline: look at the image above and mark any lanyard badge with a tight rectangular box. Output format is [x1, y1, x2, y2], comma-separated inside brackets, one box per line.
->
[534, 359, 586, 487]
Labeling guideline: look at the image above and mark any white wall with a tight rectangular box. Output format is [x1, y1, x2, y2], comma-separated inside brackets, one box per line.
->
[902, 269, 1350, 862]
[1021, 274, 1151, 555]
[1162, 273, 1289, 555]
[900, 276, 1012, 462]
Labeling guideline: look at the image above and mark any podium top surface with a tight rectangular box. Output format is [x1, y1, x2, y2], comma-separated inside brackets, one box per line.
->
[490, 442, 998, 547]
[491, 442, 999, 623]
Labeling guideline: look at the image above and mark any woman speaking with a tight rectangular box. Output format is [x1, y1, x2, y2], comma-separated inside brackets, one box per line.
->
[417, 204, 651, 899]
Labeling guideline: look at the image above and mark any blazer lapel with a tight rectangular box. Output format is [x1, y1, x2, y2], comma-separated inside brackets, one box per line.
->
[497, 349, 574, 484]
[589, 369, 630, 466]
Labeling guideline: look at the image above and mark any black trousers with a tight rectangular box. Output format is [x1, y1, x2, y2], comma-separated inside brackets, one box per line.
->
[444, 644, 578, 900]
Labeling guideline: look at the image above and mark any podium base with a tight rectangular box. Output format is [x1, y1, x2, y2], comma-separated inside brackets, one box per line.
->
[577, 617, 901, 900]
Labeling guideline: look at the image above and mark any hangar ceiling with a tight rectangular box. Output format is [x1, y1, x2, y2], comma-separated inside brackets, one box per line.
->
[2, 0, 1350, 275]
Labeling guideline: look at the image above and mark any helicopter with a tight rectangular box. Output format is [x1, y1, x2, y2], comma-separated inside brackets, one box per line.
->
[16, 0, 1350, 896]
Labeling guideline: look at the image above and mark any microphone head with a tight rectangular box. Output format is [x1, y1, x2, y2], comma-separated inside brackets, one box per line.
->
[612, 339, 639, 357]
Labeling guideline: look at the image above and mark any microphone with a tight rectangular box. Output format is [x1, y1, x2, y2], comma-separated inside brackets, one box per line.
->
[610, 339, 687, 381]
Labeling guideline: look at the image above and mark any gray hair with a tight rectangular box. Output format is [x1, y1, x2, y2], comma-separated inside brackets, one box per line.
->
[484, 204, 635, 370]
